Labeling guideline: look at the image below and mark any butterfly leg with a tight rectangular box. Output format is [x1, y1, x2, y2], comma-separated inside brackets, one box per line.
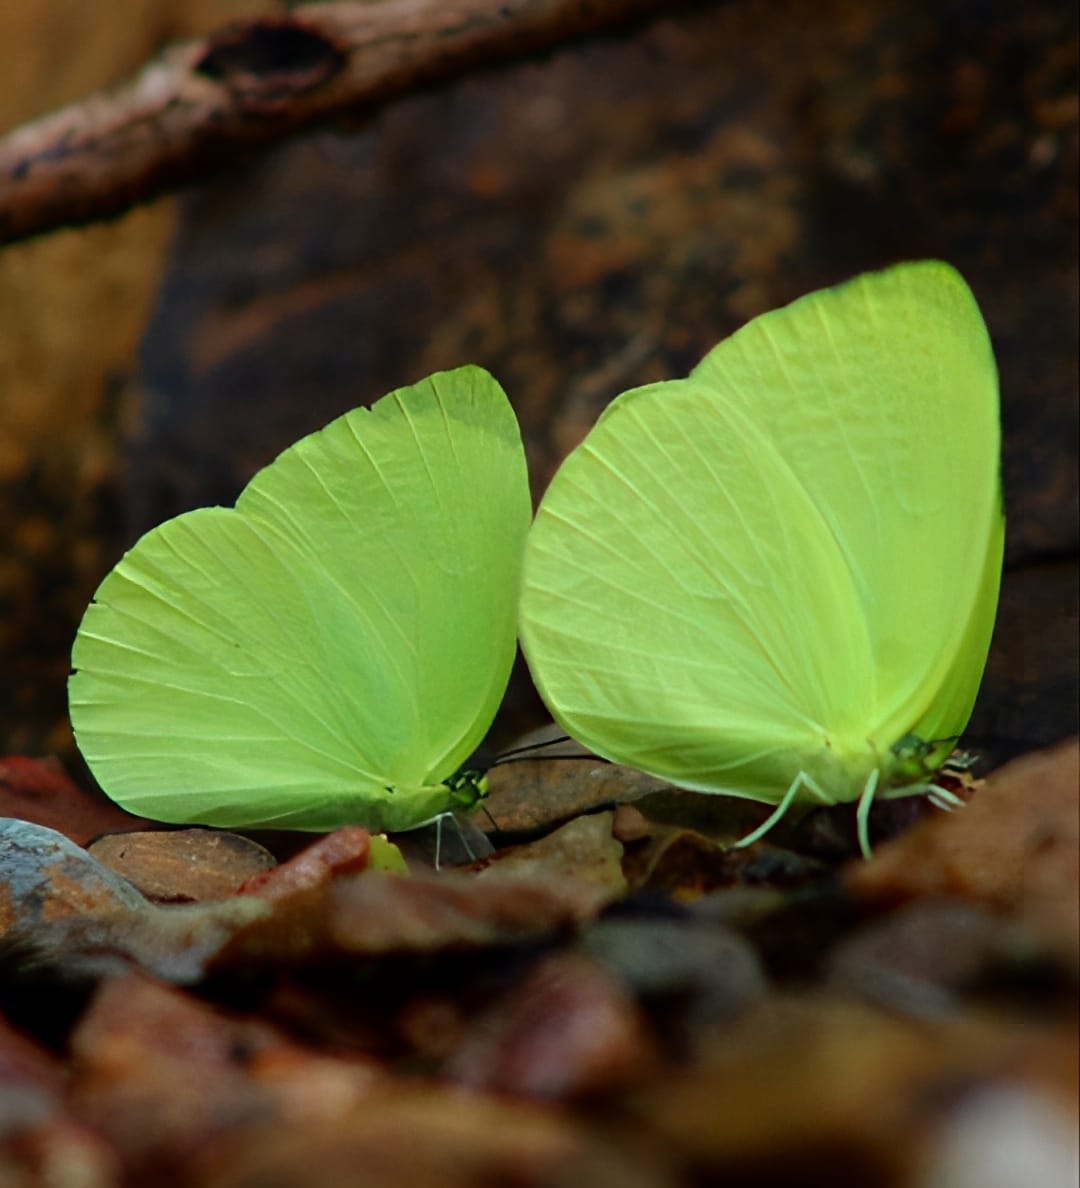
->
[925, 783, 967, 812]
[942, 749, 977, 773]
[855, 768, 881, 860]
[431, 811, 478, 871]
[731, 771, 816, 850]
[799, 773, 833, 805]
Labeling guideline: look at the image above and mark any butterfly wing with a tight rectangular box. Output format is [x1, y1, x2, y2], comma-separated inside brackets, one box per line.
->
[70, 366, 530, 831]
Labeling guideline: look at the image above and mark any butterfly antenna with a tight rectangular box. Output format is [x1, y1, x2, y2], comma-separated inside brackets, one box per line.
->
[926, 783, 967, 812]
[432, 811, 480, 871]
[492, 734, 599, 766]
[455, 815, 478, 863]
[942, 749, 978, 774]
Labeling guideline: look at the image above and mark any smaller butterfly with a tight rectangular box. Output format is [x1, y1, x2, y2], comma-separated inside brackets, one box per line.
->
[70, 367, 531, 834]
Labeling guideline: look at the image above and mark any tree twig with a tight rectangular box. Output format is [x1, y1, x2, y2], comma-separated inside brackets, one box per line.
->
[0, 0, 699, 247]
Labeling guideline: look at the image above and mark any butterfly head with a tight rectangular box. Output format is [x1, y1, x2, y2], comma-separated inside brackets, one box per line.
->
[886, 732, 959, 784]
[443, 768, 489, 812]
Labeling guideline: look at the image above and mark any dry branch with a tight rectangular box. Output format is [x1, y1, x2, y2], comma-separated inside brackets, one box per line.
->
[0, 0, 699, 246]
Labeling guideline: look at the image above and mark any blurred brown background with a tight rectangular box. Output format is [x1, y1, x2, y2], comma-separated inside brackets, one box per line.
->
[1, 0, 1076, 769]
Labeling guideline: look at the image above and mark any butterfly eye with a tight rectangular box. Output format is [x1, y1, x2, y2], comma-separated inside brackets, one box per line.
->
[444, 770, 489, 811]
[889, 733, 961, 778]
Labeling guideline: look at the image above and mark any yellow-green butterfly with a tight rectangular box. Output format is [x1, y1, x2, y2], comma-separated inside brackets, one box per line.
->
[69, 366, 531, 833]
[518, 262, 1003, 856]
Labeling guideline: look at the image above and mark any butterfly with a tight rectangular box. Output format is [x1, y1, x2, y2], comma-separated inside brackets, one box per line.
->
[69, 366, 531, 834]
[518, 262, 1003, 856]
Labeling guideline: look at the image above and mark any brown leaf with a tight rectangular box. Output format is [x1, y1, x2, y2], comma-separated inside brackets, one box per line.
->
[0, 1013, 65, 1123]
[219, 868, 588, 966]
[446, 950, 656, 1097]
[485, 753, 666, 833]
[237, 827, 369, 899]
[69, 974, 672, 1188]
[89, 828, 276, 903]
[0, 1014, 120, 1187]
[580, 915, 767, 1033]
[826, 899, 1015, 1019]
[621, 818, 746, 899]
[0, 756, 147, 845]
[473, 812, 627, 915]
[624, 993, 1078, 1188]
[329, 871, 590, 952]
[69, 973, 383, 1185]
[196, 1081, 675, 1188]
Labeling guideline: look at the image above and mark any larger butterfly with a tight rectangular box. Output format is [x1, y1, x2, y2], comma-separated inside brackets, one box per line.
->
[518, 261, 1003, 856]
[70, 366, 531, 833]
